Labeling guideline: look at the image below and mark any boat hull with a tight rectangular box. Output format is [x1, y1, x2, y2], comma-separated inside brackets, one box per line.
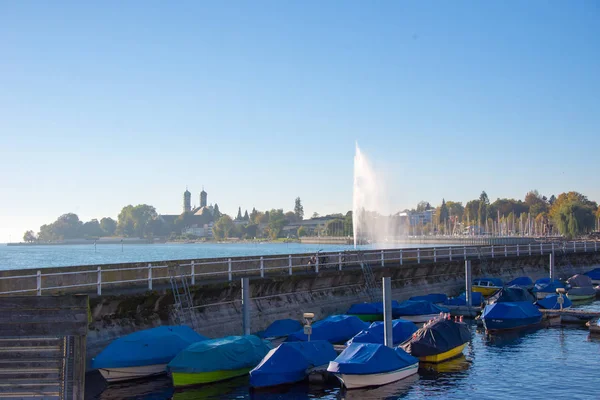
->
[172, 367, 252, 387]
[472, 286, 501, 297]
[482, 316, 542, 332]
[348, 314, 383, 323]
[396, 314, 440, 323]
[334, 363, 419, 389]
[418, 343, 466, 363]
[535, 292, 556, 300]
[99, 364, 167, 383]
[566, 293, 596, 301]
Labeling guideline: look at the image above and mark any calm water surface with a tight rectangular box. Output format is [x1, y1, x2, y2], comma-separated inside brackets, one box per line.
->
[0, 242, 445, 270]
[86, 300, 600, 400]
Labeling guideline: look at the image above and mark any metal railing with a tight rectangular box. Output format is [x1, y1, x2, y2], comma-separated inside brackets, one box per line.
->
[0, 240, 598, 297]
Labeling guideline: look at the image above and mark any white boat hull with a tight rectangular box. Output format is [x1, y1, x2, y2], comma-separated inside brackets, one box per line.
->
[334, 363, 419, 389]
[399, 314, 440, 323]
[99, 364, 167, 383]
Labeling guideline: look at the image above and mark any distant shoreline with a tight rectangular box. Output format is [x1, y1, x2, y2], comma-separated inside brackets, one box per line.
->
[5, 238, 302, 246]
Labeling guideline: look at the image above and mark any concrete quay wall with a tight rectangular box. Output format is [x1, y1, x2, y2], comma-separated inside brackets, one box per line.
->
[85, 251, 600, 369]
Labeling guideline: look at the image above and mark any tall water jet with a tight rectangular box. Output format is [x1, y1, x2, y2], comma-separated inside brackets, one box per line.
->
[352, 143, 390, 248]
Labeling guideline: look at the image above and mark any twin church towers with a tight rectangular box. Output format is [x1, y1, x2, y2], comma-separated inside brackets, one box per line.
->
[183, 187, 207, 213]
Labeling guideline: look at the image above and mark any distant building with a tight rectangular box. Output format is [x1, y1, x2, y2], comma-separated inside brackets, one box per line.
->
[200, 188, 207, 208]
[159, 187, 216, 238]
[399, 210, 435, 226]
[183, 188, 191, 213]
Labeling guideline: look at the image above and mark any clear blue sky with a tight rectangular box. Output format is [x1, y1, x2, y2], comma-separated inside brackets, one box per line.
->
[1, 1, 599, 242]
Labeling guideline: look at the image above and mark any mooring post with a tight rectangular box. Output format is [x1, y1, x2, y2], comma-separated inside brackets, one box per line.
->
[242, 277, 250, 335]
[400, 250, 403, 265]
[289, 255, 293, 275]
[516, 244, 519, 256]
[148, 263, 153, 290]
[97, 266, 102, 296]
[504, 245, 507, 257]
[228, 258, 232, 281]
[549, 252, 555, 280]
[491, 245, 494, 258]
[465, 260, 472, 312]
[191, 261, 196, 285]
[383, 277, 393, 348]
[463, 246, 466, 261]
[36, 270, 42, 296]
[529, 243, 532, 256]
[260, 256, 264, 278]
[338, 252, 342, 271]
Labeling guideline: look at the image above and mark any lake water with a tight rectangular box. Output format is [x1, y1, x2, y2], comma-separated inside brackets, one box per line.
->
[0, 242, 445, 271]
[85, 300, 600, 400]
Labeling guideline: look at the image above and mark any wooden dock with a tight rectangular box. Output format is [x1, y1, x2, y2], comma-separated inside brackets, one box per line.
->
[540, 309, 600, 324]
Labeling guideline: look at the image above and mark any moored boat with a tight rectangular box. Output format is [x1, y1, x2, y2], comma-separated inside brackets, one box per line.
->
[347, 319, 417, 346]
[584, 268, 600, 285]
[532, 279, 566, 300]
[287, 315, 368, 344]
[506, 276, 534, 290]
[91, 325, 207, 383]
[481, 302, 542, 332]
[167, 335, 271, 388]
[327, 343, 419, 389]
[586, 318, 600, 334]
[408, 293, 448, 305]
[400, 317, 470, 363]
[346, 301, 399, 322]
[393, 300, 449, 323]
[566, 274, 596, 301]
[472, 278, 503, 297]
[486, 285, 534, 305]
[260, 319, 303, 340]
[535, 294, 572, 310]
[249, 341, 336, 388]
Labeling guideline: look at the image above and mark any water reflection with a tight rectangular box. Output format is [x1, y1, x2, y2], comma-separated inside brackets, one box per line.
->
[93, 374, 173, 400]
[338, 374, 418, 400]
[171, 377, 248, 400]
[419, 354, 471, 374]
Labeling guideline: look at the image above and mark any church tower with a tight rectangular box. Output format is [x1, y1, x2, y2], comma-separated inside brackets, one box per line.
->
[183, 188, 191, 213]
[200, 187, 207, 208]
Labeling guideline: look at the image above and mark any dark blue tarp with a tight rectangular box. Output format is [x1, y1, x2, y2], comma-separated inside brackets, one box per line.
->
[249, 341, 336, 388]
[444, 292, 483, 307]
[287, 315, 368, 344]
[409, 294, 448, 304]
[506, 277, 534, 288]
[261, 319, 303, 339]
[327, 343, 418, 375]
[347, 301, 399, 315]
[533, 279, 566, 293]
[91, 326, 207, 369]
[584, 268, 600, 280]
[167, 335, 271, 374]
[474, 278, 503, 287]
[482, 301, 542, 320]
[535, 278, 551, 285]
[536, 294, 572, 310]
[393, 300, 448, 316]
[400, 319, 470, 357]
[347, 319, 418, 346]
[487, 286, 535, 304]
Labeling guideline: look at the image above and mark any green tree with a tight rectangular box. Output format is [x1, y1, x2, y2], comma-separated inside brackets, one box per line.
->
[294, 197, 304, 220]
[549, 192, 597, 238]
[445, 201, 464, 222]
[325, 219, 344, 236]
[478, 191, 489, 228]
[245, 224, 258, 238]
[23, 230, 36, 243]
[213, 204, 222, 219]
[297, 226, 307, 237]
[438, 199, 449, 225]
[255, 212, 268, 224]
[267, 209, 287, 239]
[236, 207, 243, 221]
[213, 215, 234, 239]
[312, 212, 319, 218]
[285, 211, 297, 224]
[250, 207, 258, 224]
[344, 211, 353, 236]
[416, 201, 431, 212]
[81, 219, 104, 238]
[525, 190, 548, 217]
[243, 210, 249, 221]
[100, 217, 117, 236]
[52, 213, 83, 239]
[464, 200, 480, 224]
[117, 204, 157, 238]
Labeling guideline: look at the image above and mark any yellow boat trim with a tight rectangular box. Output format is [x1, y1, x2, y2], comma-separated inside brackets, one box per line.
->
[472, 286, 501, 297]
[171, 367, 251, 387]
[419, 343, 466, 363]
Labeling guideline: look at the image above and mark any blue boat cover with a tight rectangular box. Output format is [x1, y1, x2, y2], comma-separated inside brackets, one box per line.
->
[167, 335, 271, 374]
[400, 318, 470, 357]
[474, 278, 503, 287]
[444, 292, 483, 307]
[327, 343, 418, 375]
[249, 341, 336, 388]
[535, 277, 551, 285]
[91, 325, 207, 369]
[482, 301, 542, 320]
[347, 301, 399, 315]
[487, 286, 535, 304]
[409, 294, 448, 304]
[287, 315, 368, 344]
[533, 279, 566, 293]
[261, 319, 303, 338]
[536, 294, 572, 310]
[584, 268, 600, 280]
[347, 319, 418, 346]
[506, 277, 534, 287]
[393, 300, 449, 316]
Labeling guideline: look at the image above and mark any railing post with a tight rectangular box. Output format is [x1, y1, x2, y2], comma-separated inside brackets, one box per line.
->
[463, 246, 466, 261]
[315, 255, 319, 273]
[260, 257, 264, 278]
[491, 245, 494, 258]
[449, 247, 452, 261]
[529, 243, 532, 256]
[551, 242, 554, 255]
[383, 277, 393, 348]
[516, 244, 519, 256]
[228, 258, 232, 281]
[400, 250, 403, 265]
[504, 245, 507, 257]
[584, 241, 587, 252]
[417, 248, 421, 264]
[36, 270, 42, 296]
[540, 243, 543, 255]
[148, 263, 153, 290]
[434, 247, 437, 262]
[97, 266, 102, 296]
[573, 241, 576, 253]
[338, 252, 342, 271]
[465, 260, 472, 311]
[549, 253, 555, 280]
[381, 250, 385, 267]
[242, 277, 250, 335]
[191, 261, 195, 286]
